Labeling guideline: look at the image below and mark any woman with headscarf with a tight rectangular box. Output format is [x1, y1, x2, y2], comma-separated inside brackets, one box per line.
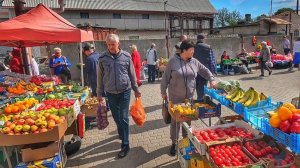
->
[10, 48, 24, 74]
[259, 41, 272, 76]
[131, 45, 142, 86]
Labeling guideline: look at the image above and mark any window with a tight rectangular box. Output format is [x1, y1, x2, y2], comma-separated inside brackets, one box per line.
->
[80, 13, 89, 19]
[129, 36, 139, 40]
[294, 30, 299, 38]
[113, 13, 121, 19]
[142, 14, 149, 19]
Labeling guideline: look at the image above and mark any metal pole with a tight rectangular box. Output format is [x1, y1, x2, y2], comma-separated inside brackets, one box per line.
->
[164, 1, 170, 58]
[297, 0, 299, 14]
[80, 43, 84, 87]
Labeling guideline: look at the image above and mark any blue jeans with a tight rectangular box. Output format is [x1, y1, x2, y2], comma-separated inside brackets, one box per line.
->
[148, 65, 156, 83]
[106, 89, 131, 147]
[196, 75, 208, 100]
[90, 81, 97, 97]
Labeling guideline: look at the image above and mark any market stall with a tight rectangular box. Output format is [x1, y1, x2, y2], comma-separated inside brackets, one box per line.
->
[0, 3, 94, 168]
[170, 80, 300, 168]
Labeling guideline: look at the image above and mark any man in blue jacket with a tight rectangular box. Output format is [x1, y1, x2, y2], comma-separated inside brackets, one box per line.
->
[97, 34, 141, 158]
[83, 43, 100, 97]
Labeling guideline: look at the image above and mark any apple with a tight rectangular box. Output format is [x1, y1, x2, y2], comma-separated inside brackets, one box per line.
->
[47, 121, 56, 129]
[279, 120, 291, 133]
[1, 127, 11, 134]
[48, 114, 57, 120]
[35, 119, 43, 126]
[56, 118, 64, 124]
[60, 116, 66, 121]
[17, 119, 25, 125]
[4, 121, 12, 127]
[40, 121, 47, 128]
[40, 128, 48, 133]
[14, 125, 23, 133]
[58, 109, 67, 116]
[8, 131, 14, 135]
[292, 113, 300, 123]
[28, 111, 36, 117]
[13, 115, 21, 121]
[33, 130, 39, 134]
[44, 112, 50, 118]
[8, 123, 16, 130]
[30, 125, 38, 132]
[25, 118, 35, 126]
[22, 124, 31, 132]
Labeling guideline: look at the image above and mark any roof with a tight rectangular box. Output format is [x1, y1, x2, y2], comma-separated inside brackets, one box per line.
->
[2, 0, 216, 14]
[261, 18, 292, 25]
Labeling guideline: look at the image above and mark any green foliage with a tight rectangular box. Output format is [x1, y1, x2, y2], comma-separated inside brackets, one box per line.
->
[214, 8, 242, 27]
[274, 8, 294, 15]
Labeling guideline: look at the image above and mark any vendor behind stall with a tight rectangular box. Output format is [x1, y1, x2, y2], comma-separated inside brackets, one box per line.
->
[237, 48, 250, 71]
[49, 48, 72, 83]
[161, 40, 216, 156]
[220, 50, 230, 70]
[10, 48, 24, 74]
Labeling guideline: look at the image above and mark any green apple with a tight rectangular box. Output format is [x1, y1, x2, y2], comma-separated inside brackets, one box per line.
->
[58, 109, 67, 116]
[14, 125, 23, 133]
[35, 119, 43, 126]
[22, 124, 30, 132]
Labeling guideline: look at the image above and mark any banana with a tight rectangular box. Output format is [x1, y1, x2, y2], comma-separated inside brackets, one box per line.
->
[238, 88, 253, 103]
[244, 90, 255, 107]
[260, 92, 268, 101]
[232, 90, 245, 102]
[249, 90, 260, 107]
[226, 88, 240, 100]
[19, 80, 27, 86]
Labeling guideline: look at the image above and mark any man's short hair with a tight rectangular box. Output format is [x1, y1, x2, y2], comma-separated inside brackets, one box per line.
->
[106, 34, 120, 42]
[83, 43, 95, 51]
[54, 47, 62, 53]
[197, 33, 206, 40]
[151, 43, 156, 48]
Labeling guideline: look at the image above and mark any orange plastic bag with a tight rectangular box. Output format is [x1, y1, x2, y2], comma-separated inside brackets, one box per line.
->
[130, 98, 146, 127]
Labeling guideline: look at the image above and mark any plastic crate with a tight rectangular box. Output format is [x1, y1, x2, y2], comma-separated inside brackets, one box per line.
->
[195, 97, 221, 118]
[263, 118, 300, 154]
[244, 102, 282, 130]
[233, 97, 274, 116]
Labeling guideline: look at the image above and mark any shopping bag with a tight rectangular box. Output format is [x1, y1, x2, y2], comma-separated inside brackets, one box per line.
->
[265, 61, 273, 68]
[162, 100, 171, 124]
[130, 98, 146, 127]
[96, 100, 109, 130]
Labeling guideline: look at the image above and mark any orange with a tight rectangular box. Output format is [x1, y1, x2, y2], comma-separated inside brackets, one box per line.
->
[277, 106, 293, 121]
[24, 103, 31, 108]
[283, 103, 296, 110]
[292, 109, 300, 114]
[269, 114, 282, 128]
[18, 105, 26, 112]
[11, 106, 19, 113]
[4, 107, 12, 114]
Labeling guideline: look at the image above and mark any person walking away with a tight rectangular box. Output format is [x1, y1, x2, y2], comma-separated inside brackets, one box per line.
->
[130, 45, 142, 87]
[4, 50, 12, 68]
[289, 37, 300, 71]
[193, 34, 216, 99]
[82, 43, 100, 97]
[161, 40, 216, 156]
[283, 36, 290, 55]
[10, 48, 24, 74]
[49, 47, 72, 83]
[259, 41, 272, 76]
[31, 57, 39, 75]
[97, 34, 141, 158]
[172, 35, 188, 56]
[146, 43, 158, 83]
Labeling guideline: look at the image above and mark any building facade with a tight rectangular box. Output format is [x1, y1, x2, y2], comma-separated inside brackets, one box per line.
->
[2, 0, 216, 40]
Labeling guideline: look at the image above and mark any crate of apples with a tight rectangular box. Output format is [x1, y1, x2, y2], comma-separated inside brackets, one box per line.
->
[208, 142, 255, 167]
[244, 138, 294, 167]
[0, 111, 65, 135]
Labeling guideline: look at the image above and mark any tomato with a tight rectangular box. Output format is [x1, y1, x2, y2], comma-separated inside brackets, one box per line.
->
[210, 151, 217, 157]
[214, 157, 223, 166]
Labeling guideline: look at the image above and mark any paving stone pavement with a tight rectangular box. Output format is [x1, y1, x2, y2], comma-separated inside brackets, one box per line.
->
[66, 69, 300, 168]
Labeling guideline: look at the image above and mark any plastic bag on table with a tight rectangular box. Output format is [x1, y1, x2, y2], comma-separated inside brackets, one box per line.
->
[130, 98, 146, 127]
[96, 100, 109, 130]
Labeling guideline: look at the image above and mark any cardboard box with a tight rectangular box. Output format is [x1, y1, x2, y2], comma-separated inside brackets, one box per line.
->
[16, 154, 62, 168]
[190, 154, 210, 168]
[21, 142, 59, 163]
[81, 103, 98, 117]
[0, 121, 67, 146]
[183, 120, 261, 155]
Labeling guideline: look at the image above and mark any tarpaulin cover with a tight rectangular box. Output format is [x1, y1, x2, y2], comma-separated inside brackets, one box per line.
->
[0, 3, 94, 47]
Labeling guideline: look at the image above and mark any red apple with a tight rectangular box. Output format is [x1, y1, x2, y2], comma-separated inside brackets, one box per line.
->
[1, 127, 11, 134]
[25, 118, 35, 126]
[30, 125, 38, 132]
[17, 119, 25, 125]
[4, 121, 12, 127]
[292, 113, 300, 123]
[291, 122, 300, 134]
[40, 128, 48, 133]
[279, 120, 291, 133]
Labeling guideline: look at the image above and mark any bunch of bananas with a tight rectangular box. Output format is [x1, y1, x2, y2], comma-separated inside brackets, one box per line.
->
[226, 87, 268, 107]
[16, 80, 38, 92]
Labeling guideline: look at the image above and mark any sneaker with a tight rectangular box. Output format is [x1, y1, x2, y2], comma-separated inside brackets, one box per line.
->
[118, 145, 130, 158]
[170, 144, 176, 156]
[259, 74, 264, 77]
[269, 71, 272, 75]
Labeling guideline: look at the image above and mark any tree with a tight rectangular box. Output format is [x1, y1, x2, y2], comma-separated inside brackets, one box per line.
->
[274, 8, 294, 15]
[256, 14, 267, 21]
[214, 8, 242, 27]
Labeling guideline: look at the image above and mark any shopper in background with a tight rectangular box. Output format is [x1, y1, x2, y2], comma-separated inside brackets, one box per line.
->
[31, 57, 39, 75]
[283, 36, 291, 55]
[161, 40, 216, 156]
[10, 48, 24, 74]
[83, 43, 100, 96]
[259, 41, 272, 76]
[146, 43, 158, 83]
[130, 45, 142, 87]
[97, 34, 141, 158]
[289, 37, 300, 71]
[49, 47, 72, 83]
[172, 34, 188, 56]
[193, 34, 216, 100]
[4, 50, 12, 68]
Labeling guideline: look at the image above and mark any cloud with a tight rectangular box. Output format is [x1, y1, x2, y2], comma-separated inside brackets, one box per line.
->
[273, 0, 297, 9]
[229, 0, 245, 5]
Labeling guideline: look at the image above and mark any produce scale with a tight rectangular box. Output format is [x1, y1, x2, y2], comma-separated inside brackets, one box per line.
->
[0, 71, 98, 168]
[171, 80, 300, 168]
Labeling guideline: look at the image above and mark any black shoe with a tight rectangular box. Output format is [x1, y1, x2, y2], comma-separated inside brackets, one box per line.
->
[170, 144, 176, 156]
[118, 146, 130, 158]
[259, 74, 264, 77]
[269, 71, 272, 75]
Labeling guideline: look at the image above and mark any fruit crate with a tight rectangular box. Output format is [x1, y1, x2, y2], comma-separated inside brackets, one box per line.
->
[183, 120, 261, 155]
[263, 118, 300, 154]
[194, 97, 221, 118]
[243, 135, 295, 168]
[234, 97, 274, 116]
[204, 86, 225, 103]
[243, 102, 282, 130]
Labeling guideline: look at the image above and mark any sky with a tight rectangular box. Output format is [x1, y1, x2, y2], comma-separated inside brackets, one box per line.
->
[210, 0, 299, 18]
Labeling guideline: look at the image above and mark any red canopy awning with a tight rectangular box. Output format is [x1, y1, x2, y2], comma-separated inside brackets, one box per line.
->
[0, 3, 94, 47]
